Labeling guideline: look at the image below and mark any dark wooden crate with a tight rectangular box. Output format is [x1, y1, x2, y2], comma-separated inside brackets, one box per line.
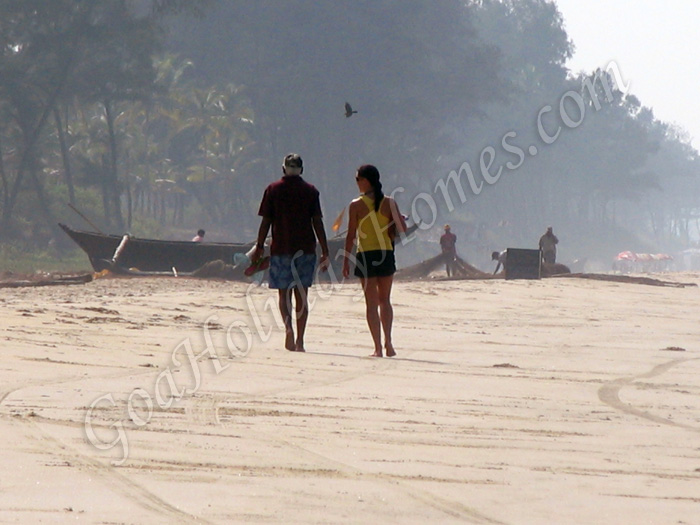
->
[505, 248, 541, 280]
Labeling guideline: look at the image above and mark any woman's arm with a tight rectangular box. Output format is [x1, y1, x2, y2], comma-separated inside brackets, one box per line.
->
[342, 200, 359, 278]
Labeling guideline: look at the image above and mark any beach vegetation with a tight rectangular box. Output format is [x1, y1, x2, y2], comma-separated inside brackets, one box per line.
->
[1, 0, 698, 272]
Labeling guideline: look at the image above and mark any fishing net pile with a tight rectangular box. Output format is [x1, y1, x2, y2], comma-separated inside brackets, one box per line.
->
[395, 253, 494, 280]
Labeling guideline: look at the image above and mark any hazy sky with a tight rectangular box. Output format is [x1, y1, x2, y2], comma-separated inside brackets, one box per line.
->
[554, 0, 700, 148]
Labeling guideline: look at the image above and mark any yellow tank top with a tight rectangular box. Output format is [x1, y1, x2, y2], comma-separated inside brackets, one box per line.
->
[356, 195, 393, 253]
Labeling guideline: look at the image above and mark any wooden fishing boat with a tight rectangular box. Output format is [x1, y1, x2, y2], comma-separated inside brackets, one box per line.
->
[59, 223, 254, 273]
[60, 222, 417, 275]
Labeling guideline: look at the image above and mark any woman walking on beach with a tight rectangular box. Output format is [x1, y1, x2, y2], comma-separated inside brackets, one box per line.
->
[342, 164, 407, 357]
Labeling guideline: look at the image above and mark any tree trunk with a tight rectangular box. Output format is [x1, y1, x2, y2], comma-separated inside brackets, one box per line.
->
[4, 132, 35, 228]
[0, 135, 9, 223]
[123, 157, 133, 229]
[101, 171, 110, 226]
[1, 4, 95, 229]
[27, 154, 60, 240]
[53, 106, 76, 205]
[125, 183, 133, 230]
[103, 100, 125, 230]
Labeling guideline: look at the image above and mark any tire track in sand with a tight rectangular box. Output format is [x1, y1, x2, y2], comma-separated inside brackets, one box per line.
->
[236, 426, 505, 525]
[31, 417, 210, 523]
[184, 353, 503, 524]
[0, 370, 214, 524]
[186, 351, 403, 426]
[598, 357, 700, 432]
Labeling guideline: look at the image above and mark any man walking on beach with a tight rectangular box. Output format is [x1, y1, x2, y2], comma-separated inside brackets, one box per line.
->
[440, 224, 457, 277]
[252, 154, 330, 352]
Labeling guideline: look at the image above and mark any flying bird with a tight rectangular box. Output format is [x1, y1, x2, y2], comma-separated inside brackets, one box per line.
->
[344, 102, 358, 118]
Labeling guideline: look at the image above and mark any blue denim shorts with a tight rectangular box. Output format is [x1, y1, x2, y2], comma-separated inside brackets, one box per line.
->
[269, 253, 317, 289]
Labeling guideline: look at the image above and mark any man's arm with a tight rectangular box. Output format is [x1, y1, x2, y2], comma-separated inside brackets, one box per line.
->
[387, 197, 407, 234]
[252, 217, 272, 261]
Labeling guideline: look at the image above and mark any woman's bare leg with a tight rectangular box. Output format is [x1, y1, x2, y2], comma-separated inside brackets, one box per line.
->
[360, 277, 383, 356]
[377, 275, 395, 357]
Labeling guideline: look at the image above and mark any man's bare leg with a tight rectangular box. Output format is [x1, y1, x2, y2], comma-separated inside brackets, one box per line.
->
[278, 289, 295, 351]
[293, 286, 309, 352]
[377, 275, 396, 357]
[361, 277, 383, 356]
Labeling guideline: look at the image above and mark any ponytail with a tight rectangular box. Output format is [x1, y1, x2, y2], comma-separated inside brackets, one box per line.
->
[357, 164, 384, 212]
[371, 180, 384, 212]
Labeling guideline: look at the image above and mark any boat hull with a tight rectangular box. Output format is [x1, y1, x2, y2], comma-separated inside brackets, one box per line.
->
[59, 222, 417, 275]
[59, 224, 253, 273]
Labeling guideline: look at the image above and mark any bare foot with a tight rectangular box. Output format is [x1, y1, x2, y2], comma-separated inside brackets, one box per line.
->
[285, 330, 295, 351]
[294, 345, 306, 353]
[385, 344, 396, 358]
[369, 351, 383, 357]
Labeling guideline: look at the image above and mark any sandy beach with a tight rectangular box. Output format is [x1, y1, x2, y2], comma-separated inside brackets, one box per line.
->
[1, 272, 699, 524]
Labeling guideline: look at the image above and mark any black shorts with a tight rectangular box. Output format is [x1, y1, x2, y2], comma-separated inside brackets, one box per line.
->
[354, 250, 396, 278]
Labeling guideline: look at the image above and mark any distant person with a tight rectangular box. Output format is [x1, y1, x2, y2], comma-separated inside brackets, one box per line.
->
[439, 224, 457, 276]
[252, 153, 330, 352]
[342, 164, 407, 358]
[192, 229, 205, 242]
[539, 226, 559, 264]
[492, 250, 507, 274]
